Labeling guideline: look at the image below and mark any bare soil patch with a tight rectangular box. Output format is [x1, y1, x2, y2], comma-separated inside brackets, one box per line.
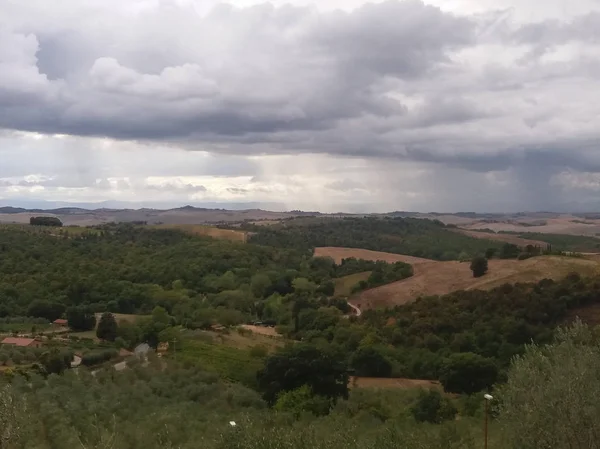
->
[351, 256, 600, 310]
[349, 376, 442, 390]
[314, 247, 434, 265]
[454, 229, 548, 248]
[239, 325, 282, 338]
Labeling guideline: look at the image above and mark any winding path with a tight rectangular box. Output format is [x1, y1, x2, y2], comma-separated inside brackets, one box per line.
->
[347, 302, 362, 317]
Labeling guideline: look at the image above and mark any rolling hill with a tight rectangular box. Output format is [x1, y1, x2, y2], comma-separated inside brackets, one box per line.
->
[350, 255, 600, 310]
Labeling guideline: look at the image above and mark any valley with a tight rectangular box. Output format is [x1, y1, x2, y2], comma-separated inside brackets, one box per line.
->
[2, 210, 600, 449]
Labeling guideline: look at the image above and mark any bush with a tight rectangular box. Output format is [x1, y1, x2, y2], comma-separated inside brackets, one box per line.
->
[410, 389, 457, 423]
[274, 385, 333, 417]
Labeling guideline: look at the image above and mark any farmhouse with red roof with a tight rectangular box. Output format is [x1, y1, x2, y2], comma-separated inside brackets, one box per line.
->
[1, 337, 42, 348]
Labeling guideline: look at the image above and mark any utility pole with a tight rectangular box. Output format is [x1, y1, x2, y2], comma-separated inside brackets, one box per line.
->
[484, 394, 493, 449]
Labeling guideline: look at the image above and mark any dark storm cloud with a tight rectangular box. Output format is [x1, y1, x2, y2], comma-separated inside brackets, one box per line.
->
[0, 1, 473, 141]
[1, 0, 600, 212]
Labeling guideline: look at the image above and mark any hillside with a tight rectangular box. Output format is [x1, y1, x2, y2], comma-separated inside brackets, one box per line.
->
[314, 247, 433, 265]
[351, 255, 600, 310]
[453, 229, 549, 248]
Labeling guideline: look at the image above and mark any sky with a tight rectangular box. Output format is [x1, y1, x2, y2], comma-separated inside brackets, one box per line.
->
[1, 0, 600, 212]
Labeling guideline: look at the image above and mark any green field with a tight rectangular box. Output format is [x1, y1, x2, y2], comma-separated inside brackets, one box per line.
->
[177, 337, 266, 387]
[333, 271, 371, 297]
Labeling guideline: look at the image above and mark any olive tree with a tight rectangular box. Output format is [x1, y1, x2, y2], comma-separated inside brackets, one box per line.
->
[497, 321, 600, 449]
[0, 384, 25, 448]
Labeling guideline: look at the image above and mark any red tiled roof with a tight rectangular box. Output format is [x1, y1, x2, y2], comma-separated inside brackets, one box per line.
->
[1, 337, 37, 347]
[53, 319, 68, 325]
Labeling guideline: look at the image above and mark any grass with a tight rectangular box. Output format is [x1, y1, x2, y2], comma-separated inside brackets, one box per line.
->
[177, 336, 265, 387]
[149, 224, 248, 242]
[334, 272, 372, 297]
[0, 323, 52, 334]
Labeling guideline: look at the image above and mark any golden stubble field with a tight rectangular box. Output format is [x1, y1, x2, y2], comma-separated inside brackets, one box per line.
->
[315, 247, 600, 311]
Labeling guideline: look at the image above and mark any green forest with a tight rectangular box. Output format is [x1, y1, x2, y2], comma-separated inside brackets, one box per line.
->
[1, 220, 600, 448]
[245, 217, 506, 260]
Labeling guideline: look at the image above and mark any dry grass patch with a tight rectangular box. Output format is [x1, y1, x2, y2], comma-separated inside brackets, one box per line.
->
[349, 376, 442, 390]
[351, 256, 600, 310]
[239, 325, 282, 338]
[150, 224, 247, 242]
[314, 247, 434, 265]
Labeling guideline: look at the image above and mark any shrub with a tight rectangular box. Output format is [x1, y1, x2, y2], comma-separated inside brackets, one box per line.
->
[410, 389, 457, 423]
[274, 385, 332, 417]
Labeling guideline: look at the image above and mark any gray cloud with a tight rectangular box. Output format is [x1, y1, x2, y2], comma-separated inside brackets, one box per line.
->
[0, 0, 473, 141]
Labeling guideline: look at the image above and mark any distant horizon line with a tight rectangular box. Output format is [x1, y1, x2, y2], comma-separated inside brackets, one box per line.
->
[0, 202, 596, 217]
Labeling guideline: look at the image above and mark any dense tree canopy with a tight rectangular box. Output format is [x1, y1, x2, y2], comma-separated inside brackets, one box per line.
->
[257, 344, 349, 405]
[246, 217, 505, 260]
[29, 216, 63, 227]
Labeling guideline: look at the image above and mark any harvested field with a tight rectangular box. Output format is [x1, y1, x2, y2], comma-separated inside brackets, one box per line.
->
[351, 256, 600, 310]
[150, 224, 247, 242]
[455, 229, 548, 248]
[349, 376, 442, 390]
[464, 217, 600, 237]
[314, 247, 434, 265]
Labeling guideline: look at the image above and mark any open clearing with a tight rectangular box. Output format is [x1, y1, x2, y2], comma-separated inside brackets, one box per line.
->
[150, 224, 247, 242]
[194, 328, 283, 351]
[454, 229, 548, 248]
[314, 247, 434, 265]
[239, 325, 282, 338]
[351, 256, 600, 310]
[349, 377, 442, 390]
[334, 271, 372, 297]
